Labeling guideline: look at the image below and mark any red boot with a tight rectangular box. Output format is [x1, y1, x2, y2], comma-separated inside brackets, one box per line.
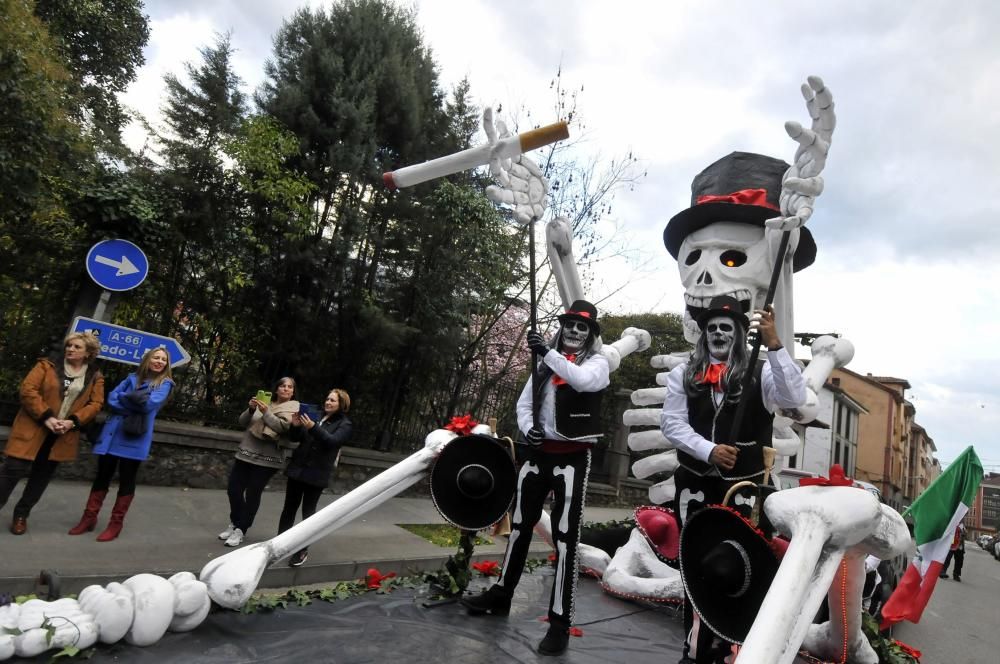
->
[96, 494, 134, 542]
[68, 489, 108, 535]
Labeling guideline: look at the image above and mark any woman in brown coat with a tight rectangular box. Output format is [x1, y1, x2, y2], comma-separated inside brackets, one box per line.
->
[0, 332, 105, 535]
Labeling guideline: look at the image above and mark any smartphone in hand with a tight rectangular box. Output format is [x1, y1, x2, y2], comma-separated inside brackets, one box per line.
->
[256, 390, 272, 405]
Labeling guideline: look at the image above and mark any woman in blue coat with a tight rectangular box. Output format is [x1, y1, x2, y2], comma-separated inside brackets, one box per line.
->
[280, 388, 352, 567]
[68, 348, 174, 541]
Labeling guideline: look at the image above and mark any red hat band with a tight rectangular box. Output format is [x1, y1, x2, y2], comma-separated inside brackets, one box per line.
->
[696, 188, 778, 210]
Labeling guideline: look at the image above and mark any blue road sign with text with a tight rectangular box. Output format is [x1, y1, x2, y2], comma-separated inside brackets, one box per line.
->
[85, 239, 149, 291]
[71, 317, 190, 368]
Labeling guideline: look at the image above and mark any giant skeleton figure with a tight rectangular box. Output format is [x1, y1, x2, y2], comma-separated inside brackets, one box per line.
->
[575, 78, 908, 663]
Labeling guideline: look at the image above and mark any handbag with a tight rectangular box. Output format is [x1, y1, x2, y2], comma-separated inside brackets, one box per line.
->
[122, 413, 147, 437]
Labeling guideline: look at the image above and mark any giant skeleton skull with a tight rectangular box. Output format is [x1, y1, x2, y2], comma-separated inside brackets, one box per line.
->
[679, 223, 780, 345]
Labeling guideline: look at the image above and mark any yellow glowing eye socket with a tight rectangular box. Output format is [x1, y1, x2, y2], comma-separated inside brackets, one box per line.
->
[719, 250, 747, 268]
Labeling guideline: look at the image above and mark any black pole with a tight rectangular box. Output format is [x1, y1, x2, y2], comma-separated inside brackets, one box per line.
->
[529, 219, 542, 432]
[728, 230, 791, 440]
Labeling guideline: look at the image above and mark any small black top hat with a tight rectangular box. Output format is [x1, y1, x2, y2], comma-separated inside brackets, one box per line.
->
[663, 151, 816, 272]
[696, 294, 751, 330]
[557, 299, 601, 336]
[679, 505, 780, 644]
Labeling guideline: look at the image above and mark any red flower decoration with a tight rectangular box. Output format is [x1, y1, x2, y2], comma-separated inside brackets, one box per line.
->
[547, 552, 557, 562]
[471, 560, 500, 576]
[894, 640, 922, 660]
[569, 627, 584, 637]
[444, 414, 479, 436]
[365, 567, 397, 589]
[799, 464, 854, 487]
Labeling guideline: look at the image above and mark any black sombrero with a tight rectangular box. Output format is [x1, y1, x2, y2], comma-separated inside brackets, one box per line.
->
[429, 434, 517, 531]
[679, 505, 780, 644]
[664, 151, 816, 272]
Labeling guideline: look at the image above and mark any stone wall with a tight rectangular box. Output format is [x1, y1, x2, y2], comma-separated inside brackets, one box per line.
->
[0, 422, 651, 508]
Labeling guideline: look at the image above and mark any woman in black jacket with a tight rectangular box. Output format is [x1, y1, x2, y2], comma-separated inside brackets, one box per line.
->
[280, 388, 352, 567]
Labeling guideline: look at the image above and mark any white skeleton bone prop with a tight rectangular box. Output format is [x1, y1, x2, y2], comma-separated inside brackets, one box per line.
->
[737, 485, 910, 664]
[0, 572, 210, 660]
[201, 424, 492, 609]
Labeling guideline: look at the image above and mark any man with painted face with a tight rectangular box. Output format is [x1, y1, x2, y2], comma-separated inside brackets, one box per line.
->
[661, 294, 806, 663]
[461, 300, 609, 656]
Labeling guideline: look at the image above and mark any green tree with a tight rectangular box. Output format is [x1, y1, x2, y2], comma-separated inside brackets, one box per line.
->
[0, 0, 96, 390]
[34, 0, 151, 150]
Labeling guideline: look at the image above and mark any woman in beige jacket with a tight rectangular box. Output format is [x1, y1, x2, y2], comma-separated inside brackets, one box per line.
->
[217, 377, 299, 547]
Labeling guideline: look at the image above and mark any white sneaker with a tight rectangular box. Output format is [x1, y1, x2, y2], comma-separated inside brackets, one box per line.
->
[224, 528, 244, 547]
[218, 523, 236, 540]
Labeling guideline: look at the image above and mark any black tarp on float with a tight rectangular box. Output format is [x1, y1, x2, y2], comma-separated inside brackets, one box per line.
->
[84, 571, 687, 663]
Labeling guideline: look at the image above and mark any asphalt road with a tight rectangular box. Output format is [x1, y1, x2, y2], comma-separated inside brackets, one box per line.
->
[892, 546, 1000, 663]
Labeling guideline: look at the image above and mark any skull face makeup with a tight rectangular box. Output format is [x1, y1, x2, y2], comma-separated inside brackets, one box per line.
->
[559, 320, 590, 352]
[677, 223, 772, 344]
[705, 315, 738, 360]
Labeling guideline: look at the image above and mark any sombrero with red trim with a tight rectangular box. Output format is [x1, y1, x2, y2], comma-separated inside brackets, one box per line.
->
[679, 505, 780, 644]
[634, 505, 680, 568]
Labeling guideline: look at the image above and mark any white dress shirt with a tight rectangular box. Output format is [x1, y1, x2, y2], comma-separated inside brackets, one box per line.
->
[659, 348, 806, 463]
[516, 350, 611, 443]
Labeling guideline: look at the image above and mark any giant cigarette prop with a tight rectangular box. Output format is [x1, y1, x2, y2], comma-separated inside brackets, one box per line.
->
[382, 121, 569, 190]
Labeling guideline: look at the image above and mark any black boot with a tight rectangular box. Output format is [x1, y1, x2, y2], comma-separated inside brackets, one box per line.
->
[538, 619, 570, 656]
[460, 585, 512, 616]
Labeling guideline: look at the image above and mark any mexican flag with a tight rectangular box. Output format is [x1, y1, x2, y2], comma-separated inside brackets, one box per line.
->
[881, 446, 983, 627]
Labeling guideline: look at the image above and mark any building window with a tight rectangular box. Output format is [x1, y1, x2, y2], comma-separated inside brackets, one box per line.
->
[831, 397, 859, 475]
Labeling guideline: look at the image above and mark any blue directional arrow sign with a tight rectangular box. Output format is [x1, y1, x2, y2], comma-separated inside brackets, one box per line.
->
[85, 239, 149, 291]
[70, 317, 190, 368]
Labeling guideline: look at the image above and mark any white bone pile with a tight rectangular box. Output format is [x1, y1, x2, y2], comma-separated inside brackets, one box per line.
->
[0, 572, 210, 660]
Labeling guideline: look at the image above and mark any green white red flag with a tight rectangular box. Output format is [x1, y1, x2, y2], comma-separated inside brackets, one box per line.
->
[881, 446, 983, 627]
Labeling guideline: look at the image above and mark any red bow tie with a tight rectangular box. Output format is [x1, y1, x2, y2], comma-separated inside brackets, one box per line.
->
[552, 354, 577, 386]
[697, 363, 727, 391]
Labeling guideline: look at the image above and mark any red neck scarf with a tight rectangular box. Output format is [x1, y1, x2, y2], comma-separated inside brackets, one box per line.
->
[551, 353, 577, 386]
[697, 363, 727, 391]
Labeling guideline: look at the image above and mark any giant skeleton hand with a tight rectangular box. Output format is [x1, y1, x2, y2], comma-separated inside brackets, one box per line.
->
[766, 76, 836, 234]
[483, 108, 548, 225]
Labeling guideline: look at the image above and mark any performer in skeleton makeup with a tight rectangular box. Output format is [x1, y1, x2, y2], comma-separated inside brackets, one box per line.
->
[661, 294, 806, 663]
[461, 300, 610, 656]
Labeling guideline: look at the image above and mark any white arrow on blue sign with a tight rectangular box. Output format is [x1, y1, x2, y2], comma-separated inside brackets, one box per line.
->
[85, 239, 149, 291]
[71, 317, 190, 368]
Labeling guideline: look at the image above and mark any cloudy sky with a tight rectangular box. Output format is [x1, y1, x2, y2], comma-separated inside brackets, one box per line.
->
[124, 0, 1000, 470]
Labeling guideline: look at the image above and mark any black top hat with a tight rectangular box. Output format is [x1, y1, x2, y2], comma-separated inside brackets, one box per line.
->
[663, 152, 816, 272]
[429, 434, 517, 531]
[695, 294, 751, 330]
[679, 505, 780, 644]
[557, 299, 601, 336]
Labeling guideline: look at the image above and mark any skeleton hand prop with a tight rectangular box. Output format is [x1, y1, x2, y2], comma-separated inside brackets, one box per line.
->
[483, 108, 549, 224]
[766, 76, 836, 233]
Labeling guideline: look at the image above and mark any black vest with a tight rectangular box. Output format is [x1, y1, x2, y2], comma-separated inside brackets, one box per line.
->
[554, 383, 604, 440]
[676, 361, 773, 480]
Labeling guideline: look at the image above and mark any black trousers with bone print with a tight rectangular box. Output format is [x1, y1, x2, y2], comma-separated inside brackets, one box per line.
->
[494, 446, 590, 628]
[673, 465, 770, 662]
